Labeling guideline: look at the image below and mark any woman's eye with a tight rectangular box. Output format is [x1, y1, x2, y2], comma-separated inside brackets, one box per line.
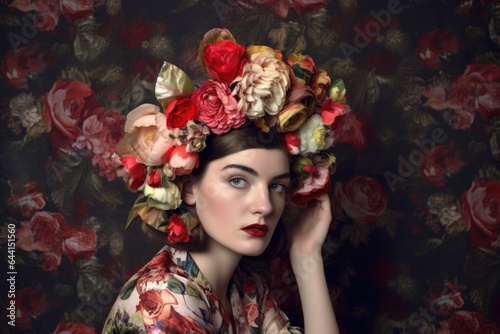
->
[229, 177, 247, 188]
[271, 183, 287, 193]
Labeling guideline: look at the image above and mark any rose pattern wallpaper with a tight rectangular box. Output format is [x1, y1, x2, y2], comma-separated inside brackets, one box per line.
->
[1, 0, 500, 333]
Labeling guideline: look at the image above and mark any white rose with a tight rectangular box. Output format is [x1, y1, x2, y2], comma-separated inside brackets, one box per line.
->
[298, 114, 332, 155]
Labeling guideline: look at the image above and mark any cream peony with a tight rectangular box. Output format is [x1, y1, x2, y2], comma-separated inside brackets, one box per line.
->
[298, 114, 333, 155]
[143, 181, 181, 211]
[234, 51, 290, 118]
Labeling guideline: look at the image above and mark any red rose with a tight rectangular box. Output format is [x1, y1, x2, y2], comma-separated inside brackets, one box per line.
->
[164, 96, 197, 129]
[60, 0, 94, 23]
[16, 284, 53, 329]
[418, 143, 465, 187]
[37, 252, 61, 272]
[16, 211, 64, 253]
[53, 321, 96, 334]
[1, 44, 48, 88]
[166, 214, 190, 244]
[192, 80, 244, 135]
[447, 63, 500, 121]
[137, 290, 177, 327]
[61, 224, 97, 262]
[203, 40, 246, 84]
[334, 175, 387, 226]
[461, 179, 500, 249]
[42, 79, 101, 141]
[447, 311, 484, 334]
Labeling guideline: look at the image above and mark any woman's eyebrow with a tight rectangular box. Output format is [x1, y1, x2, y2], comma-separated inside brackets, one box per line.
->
[222, 164, 290, 180]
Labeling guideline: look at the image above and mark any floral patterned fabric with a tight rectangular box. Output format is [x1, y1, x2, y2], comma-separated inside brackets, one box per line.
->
[102, 246, 302, 334]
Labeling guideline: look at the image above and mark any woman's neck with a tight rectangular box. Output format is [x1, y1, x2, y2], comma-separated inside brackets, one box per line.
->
[189, 241, 242, 303]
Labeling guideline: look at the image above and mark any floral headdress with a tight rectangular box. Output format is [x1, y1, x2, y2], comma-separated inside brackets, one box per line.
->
[114, 28, 348, 244]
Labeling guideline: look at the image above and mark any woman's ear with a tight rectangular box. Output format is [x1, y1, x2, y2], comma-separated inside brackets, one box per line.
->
[181, 175, 198, 205]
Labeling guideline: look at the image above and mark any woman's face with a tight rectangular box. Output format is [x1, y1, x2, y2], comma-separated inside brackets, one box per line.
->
[186, 148, 290, 257]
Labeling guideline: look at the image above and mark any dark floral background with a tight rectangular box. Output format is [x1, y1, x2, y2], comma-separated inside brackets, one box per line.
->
[1, 0, 500, 333]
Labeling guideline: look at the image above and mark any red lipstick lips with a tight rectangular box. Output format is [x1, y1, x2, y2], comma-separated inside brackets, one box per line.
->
[242, 224, 268, 237]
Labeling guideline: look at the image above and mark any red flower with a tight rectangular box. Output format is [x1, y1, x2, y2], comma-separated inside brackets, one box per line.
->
[164, 96, 197, 129]
[7, 182, 46, 218]
[202, 40, 246, 84]
[418, 143, 465, 187]
[1, 44, 48, 89]
[335, 111, 372, 152]
[119, 155, 147, 190]
[415, 29, 460, 70]
[334, 175, 387, 226]
[16, 284, 53, 329]
[53, 321, 96, 334]
[147, 169, 163, 188]
[192, 80, 244, 135]
[60, 0, 94, 23]
[284, 131, 300, 154]
[319, 99, 347, 126]
[42, 80, 101, 145]
[168, 145, 199, 175]
[166, 214, 190, 244]
[119, 20, 155, 49]
[61, 224, 97, 262]
[244, 303, 259, 327]
[447, 63, 500, 121]
[461, 179, 500, 250]
[137, 290, 177, 327]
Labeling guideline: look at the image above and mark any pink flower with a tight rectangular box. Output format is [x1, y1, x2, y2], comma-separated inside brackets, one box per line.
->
[73, 114, 103, 152]
[245, 303, 259, 327]
[462, 179, 500, 250]
[60, 0, 94, 23]
[123, 104, 175, 166]
[7, 182, 46, 218]
[168, 145, 199, 175]
[292, 165, 331, 204]
[443, 109, 475, 130]
[192, 80, 244, 135]
[319, 99, 346, 126]
[42, 80, 100, 140]
[334, 175, 387, 226]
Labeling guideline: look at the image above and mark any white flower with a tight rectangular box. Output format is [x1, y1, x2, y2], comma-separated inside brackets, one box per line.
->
[298, 114, 333, 155]
[234, 51, 290, 118]
[143, 182, 181, 210]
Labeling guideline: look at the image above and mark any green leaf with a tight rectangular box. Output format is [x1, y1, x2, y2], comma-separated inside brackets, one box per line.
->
[167, 276, 185, 295]
[376, 210, 404, 238]
[119, 278, 137, 300]
[340, 223, 370, 247]
[415, 238, 443, 256]
[170, 0, 200, 12]
[186, 282, 202, 299]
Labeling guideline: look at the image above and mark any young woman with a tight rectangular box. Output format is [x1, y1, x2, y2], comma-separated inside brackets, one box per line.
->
[103, 28, 346, 333]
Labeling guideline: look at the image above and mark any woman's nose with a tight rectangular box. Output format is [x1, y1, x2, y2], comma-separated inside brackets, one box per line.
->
[250, 185, 273, 216]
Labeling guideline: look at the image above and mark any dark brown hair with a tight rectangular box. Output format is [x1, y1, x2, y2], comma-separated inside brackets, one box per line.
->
[143, 124, 291, 257]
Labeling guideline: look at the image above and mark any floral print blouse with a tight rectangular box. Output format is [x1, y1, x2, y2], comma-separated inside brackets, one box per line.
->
[102, 246, 303, 333]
